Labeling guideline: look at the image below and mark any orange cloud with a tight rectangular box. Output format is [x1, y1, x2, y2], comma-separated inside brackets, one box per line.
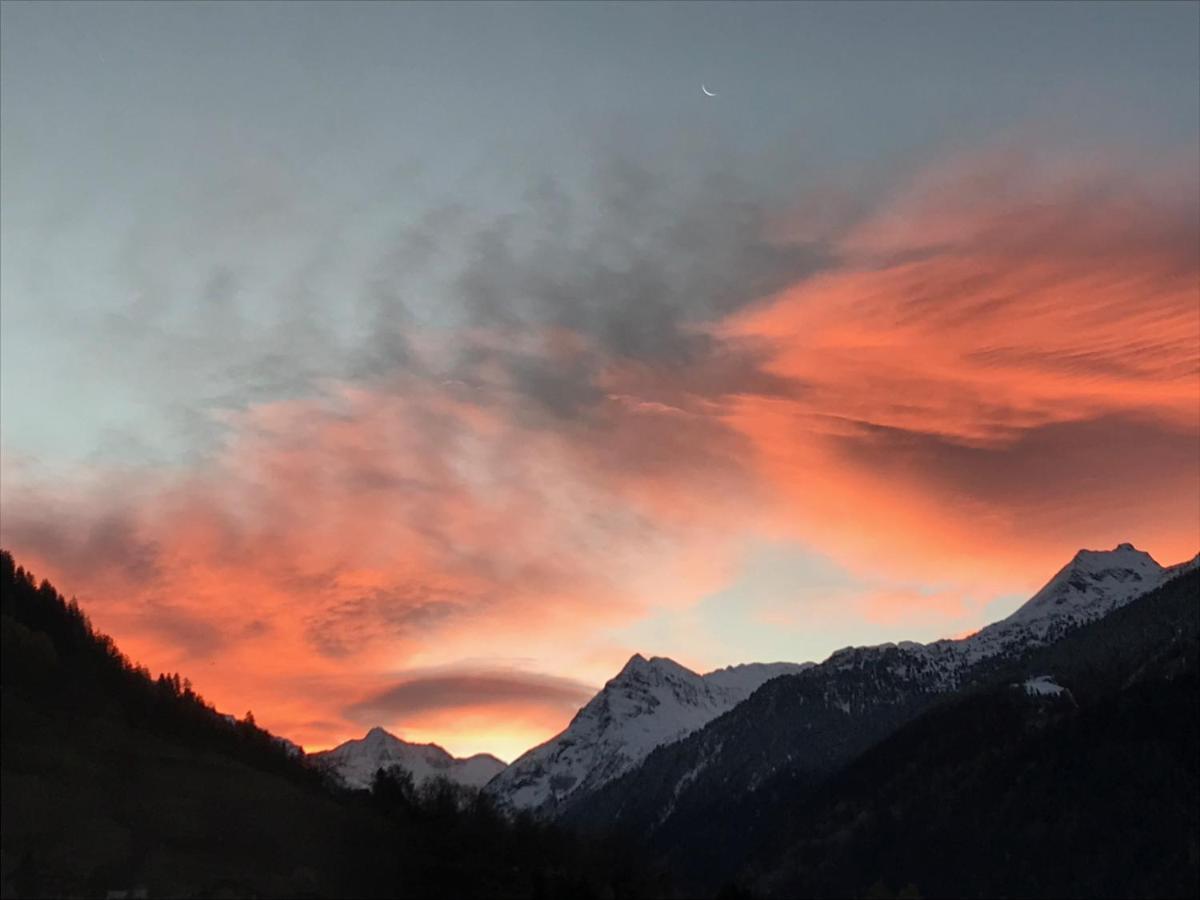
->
[0, 353, 755, 755]
[721, 149, 1199, 581]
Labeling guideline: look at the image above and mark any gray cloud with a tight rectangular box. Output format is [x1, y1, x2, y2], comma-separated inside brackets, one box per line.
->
[0, 503, 162, 589]
[140, 601, 227, 659]
[53, 152, 830, 476]
[343, 669, 595, 724]
[832, 413, 1200, 523]
[305, 587, 466, 659]
[442, 160, 830, 370]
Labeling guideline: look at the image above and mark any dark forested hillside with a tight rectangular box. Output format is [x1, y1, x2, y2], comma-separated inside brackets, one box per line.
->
[562, 649, 941, 889]
[740, 568, 1200, 899]
[0, 550, 666, 899]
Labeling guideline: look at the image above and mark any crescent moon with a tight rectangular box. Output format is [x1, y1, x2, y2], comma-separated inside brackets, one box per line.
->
[701, 84, 717, 97]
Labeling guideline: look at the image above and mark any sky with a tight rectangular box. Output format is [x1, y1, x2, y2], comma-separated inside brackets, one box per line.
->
[1, 0, 1198, 761]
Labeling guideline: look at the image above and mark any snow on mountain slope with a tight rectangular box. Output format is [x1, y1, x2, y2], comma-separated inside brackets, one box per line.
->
[485, 656, 809, 812]
[1163, 552, 1200, 579]
[814, 542, 1190, 728]
[822, 543, 1178, 692]
[491, 544, 1184, 816]
[313, 727, 506, 790]
[1021, 675, 1067, 696]
[561, 543, 1196, 844]
[990, 543, 1164, 633]
[793, 543, 1192, 754]
[705, 661, 816, 693]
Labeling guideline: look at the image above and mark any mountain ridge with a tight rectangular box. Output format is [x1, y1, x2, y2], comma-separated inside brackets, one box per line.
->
[484, 656, 810, 812]
[487, 542, 1188, 819]
[322, 543, 1196, 823]
[559, 543, 1197, 867]
[312, 725, 507, 790]
[741, 565, 1200, 898]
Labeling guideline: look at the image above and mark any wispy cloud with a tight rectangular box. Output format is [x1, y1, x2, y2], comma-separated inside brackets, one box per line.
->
[723, 146, 1199, 577]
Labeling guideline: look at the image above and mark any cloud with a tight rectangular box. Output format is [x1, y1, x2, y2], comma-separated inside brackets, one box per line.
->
[339, 665, 600, 761]
[0, 359, 755, 754]
[139, 601, 228, 658]
[304, 589, 465, 660]
[722, 147, 1199, 578]
[343, 668, 594, 725]
[2, 142, 1196, 758]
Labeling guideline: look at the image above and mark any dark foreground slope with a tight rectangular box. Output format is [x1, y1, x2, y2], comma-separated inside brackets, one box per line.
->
[0, 551, 665, 899]
[742, 568, 1200, 899]
[565, 644, 941, 890]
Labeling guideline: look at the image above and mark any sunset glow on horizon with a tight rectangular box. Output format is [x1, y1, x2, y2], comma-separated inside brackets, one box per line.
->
[2, 2, 1197, 760]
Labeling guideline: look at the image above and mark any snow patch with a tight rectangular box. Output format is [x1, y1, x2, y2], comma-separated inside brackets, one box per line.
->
[1021, 675, 1066, 697]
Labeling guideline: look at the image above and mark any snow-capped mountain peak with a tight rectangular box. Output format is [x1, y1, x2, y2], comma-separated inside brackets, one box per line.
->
[963, 543, 1167, 660]
[362, 725, 395, 746]
[819, 543, 1179, 691]
[312, 727, 506, 790]
[617, 652, 649, 673]
[1005, 543, 1162, 626]
[484, 656, 808, 812]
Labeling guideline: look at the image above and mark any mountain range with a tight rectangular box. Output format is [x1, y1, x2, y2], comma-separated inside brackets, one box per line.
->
[321, 543, 1195, 830]
[275, 541, 1198, 896]
[557, 543, 1199, 892]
